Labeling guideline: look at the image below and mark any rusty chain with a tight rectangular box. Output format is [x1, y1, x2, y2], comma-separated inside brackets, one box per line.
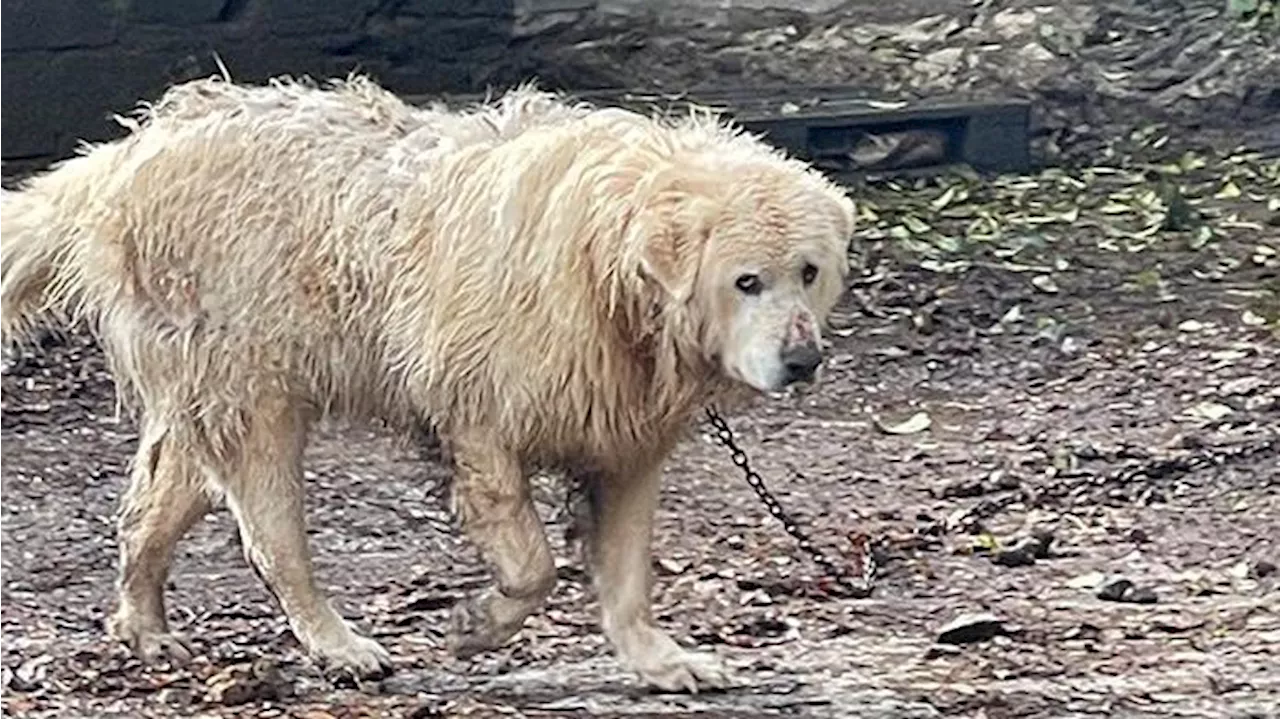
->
[704, 405, 875, 599]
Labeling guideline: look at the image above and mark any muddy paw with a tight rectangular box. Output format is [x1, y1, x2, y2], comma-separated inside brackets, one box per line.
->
[109, 613, 194, 665]
[310, 631, 393, 678]
[446, 599, 499, 659]
[131, 630, 195, 664]
[635, 649, 730, 694]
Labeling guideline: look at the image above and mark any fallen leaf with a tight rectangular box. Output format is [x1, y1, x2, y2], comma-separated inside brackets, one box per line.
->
[1177, 319, 1205, 332]
[1241, 310, 1267, 326]
[1031, 275, 1060, 293]
[1185, 401, 1233, 422]
[1067, 571, 1107, 589]
[877, 411, 932, 435]
[1000, 305, 1023, 324]
[1214, 181, 1242, 199]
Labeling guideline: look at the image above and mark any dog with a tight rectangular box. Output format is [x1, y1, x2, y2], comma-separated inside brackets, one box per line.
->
[0, 75, 855, 692]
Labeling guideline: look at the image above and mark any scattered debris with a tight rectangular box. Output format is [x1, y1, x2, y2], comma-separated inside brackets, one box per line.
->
[936, 613, 1007, 645]
[1097, 577, 1159, 604]
[205, 660, 291, 706]
[876, 411, 933, 435]
[991, 529, 1055, 567]
[9, 655, 52, 692]
[1067, 572, 1108, 590]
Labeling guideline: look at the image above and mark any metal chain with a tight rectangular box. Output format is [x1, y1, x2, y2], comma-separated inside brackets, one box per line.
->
[704, 405, 875, 598]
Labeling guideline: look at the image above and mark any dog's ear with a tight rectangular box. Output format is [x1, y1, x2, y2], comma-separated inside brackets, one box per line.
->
[834, 192, 857, 275]
[835, 192, 856, 242]
[637, 176, 720, 303]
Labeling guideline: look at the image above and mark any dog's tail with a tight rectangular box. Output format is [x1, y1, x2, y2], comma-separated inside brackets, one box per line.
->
[1, 177, 87, 343]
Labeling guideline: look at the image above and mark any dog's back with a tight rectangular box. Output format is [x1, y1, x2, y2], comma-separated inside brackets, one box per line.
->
[1, 78, 604, 419]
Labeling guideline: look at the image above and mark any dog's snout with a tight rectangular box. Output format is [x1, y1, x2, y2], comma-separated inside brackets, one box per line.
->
[781, 343, 822, 384]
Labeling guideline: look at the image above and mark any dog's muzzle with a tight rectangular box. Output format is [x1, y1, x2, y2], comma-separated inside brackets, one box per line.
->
[780, 342, 822, 385]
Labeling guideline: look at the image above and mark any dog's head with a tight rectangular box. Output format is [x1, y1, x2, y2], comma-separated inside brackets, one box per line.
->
[636, 163, 855, 392]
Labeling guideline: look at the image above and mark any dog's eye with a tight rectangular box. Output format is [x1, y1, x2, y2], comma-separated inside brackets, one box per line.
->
[802, 263, 818, 285]
[735, 274, 763, 295]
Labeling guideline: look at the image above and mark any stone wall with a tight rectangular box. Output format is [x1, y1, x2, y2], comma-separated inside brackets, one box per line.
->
[0, 0, 596, 171]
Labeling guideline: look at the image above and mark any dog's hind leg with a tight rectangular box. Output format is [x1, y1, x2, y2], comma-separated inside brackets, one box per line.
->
[582, 465, 729, 693]
[109, 415, 213, 664]
[219, 397, 392, 677]
[446, 432, 556, 658]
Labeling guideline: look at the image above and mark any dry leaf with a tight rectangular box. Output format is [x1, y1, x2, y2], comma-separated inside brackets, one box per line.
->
[877, 411, 932, 435]
[1185, 401, 1233, 422]
[1031, 275, 1060, 293]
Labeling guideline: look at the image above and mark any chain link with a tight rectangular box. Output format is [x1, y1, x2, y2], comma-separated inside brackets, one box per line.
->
[704, 405, 875, 598]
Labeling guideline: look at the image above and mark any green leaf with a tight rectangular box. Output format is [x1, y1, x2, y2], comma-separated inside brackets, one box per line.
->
[1215, 180, 1243, 199]
[902, 215, 933, 234]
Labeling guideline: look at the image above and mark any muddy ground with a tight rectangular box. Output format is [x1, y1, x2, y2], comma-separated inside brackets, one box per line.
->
[2, 127, 1278, 718]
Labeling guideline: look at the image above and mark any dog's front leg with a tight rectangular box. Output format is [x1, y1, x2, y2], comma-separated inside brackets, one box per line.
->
[584, 466, 729, 693]
[447, 433, 556, 657]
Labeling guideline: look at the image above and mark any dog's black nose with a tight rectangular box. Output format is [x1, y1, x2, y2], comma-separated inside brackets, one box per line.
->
[781, 344, 823, 384]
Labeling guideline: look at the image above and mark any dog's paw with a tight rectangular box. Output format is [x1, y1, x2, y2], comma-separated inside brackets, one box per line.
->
[446, 599, 500, 659]
[309, 630, 393, 678]
[109, 611, 194, 665]
[126, 630, 195, 665]
[615, 626, 731, 694]
[635, 648, 729, 694]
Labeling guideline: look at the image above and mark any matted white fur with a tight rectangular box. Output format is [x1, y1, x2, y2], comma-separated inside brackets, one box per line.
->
[1, 74, 855, 692]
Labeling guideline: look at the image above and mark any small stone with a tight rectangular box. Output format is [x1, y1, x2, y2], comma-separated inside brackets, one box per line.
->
[1097, 577, 1134, 601]
[937, 612, 1006, 644]
[1254, 560, 1277, 578]
[1125, 527, 1150, 543]
[1074, 443, 1103, 460]
[158, 687, 194, 708]
[991, 538, 1038, 567]
[991, 528, 1054, 567]
[1029, 527, 1055, 558]
[1097, 576, 1158, 604]
[655, 558, 688, 576]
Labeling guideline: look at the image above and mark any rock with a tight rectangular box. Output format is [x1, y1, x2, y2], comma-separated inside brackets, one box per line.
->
[1097, 577, 1158, 604]
[1096, 577, 1133, 601]
[936, 612, 1006, 644]
[157, 687, 195, 709]
[1029, 527, 1055, 558]
[991, 539, 1037, 567]
[1232, 559, 1276, 580]
[990, 528, 1053, 567]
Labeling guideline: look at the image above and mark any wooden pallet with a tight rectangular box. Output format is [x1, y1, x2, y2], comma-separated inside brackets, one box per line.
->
[408, 85, 1032, 176]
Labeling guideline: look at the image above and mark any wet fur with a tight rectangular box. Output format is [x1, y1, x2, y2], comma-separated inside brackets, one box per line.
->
[0, 74, 854, 690]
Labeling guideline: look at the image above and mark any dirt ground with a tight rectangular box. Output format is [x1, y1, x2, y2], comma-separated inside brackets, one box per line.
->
[2, 124, 1277, 718]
